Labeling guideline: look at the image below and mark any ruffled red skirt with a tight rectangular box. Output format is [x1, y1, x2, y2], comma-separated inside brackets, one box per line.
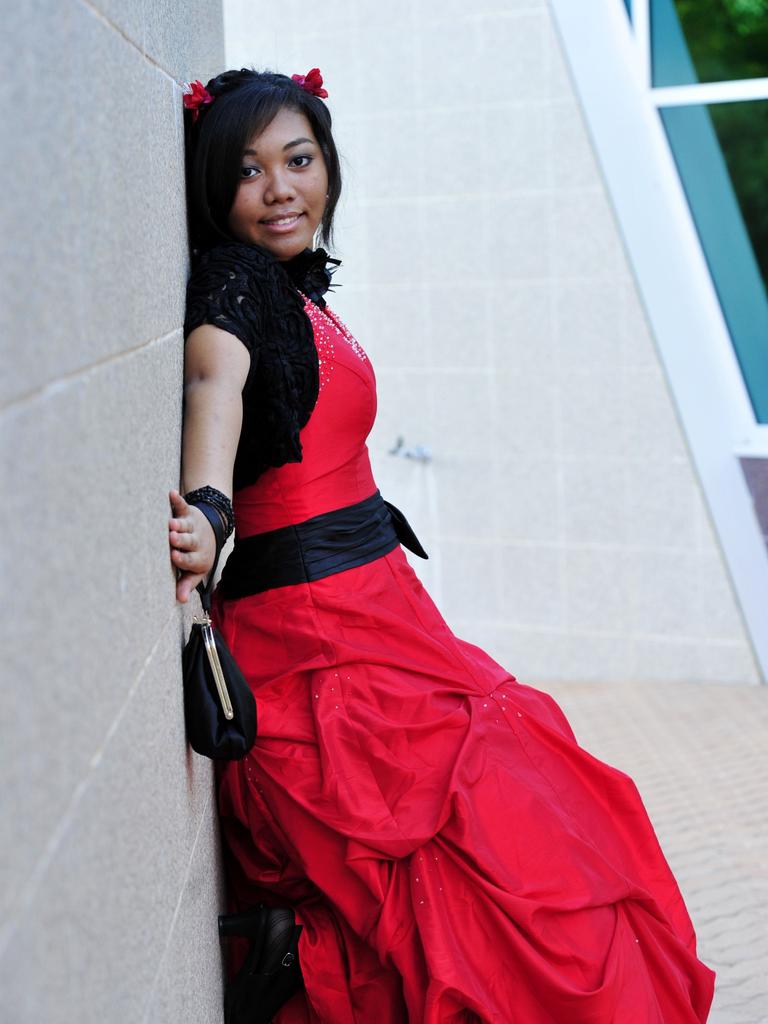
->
[212, 543, 715, 1023]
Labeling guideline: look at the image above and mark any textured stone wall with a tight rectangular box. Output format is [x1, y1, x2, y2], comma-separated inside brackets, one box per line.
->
[1, 3, 227, 1021]
[225, 0, 759, 687]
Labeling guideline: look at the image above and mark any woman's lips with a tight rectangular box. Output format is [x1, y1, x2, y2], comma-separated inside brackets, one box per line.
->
[260, 213, 304, 234]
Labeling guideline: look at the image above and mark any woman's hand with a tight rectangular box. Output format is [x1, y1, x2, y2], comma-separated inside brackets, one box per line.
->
[168, 489, 217, 604]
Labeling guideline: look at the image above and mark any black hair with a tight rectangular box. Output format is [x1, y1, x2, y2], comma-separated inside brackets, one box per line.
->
[184, 66, 342, 258]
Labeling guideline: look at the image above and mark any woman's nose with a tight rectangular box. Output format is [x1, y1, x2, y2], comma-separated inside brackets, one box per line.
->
[264, 170, 295, 204]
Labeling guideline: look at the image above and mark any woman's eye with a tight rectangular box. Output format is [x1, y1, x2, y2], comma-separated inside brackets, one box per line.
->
[290, 155, 313, 168]
[241, 166, 260, 179]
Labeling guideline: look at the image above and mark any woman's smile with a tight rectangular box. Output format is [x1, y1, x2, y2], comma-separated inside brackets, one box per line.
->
[227, 107, 329, 259]
[260, 211, 305, 233]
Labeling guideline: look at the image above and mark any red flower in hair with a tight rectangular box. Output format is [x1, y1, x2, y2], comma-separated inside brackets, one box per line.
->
[291, 68, 328, 99]
[183, 80, 215, 122]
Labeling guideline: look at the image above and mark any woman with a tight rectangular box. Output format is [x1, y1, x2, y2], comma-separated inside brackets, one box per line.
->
[170, 67, 715, 1023]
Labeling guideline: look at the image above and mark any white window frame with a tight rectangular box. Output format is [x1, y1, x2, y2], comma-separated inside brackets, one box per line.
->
[549, 0, 768, 681]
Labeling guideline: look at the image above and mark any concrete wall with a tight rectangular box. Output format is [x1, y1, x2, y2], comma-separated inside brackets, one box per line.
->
[1, 3, 226, 1021]
[225, 0, 760, 687]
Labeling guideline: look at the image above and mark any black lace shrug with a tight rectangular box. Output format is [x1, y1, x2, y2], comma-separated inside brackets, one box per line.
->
[183, 242, 340, 492]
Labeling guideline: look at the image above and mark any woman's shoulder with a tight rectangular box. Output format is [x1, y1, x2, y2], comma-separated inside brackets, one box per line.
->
[183, 242, 287, 348]
[185, 241, 286, 301]
[189, 240, 277, 279]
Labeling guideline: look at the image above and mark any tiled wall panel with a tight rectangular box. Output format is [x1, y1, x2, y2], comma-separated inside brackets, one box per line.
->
[1, 1, 226, 1020]
[223, 0, 759, 686]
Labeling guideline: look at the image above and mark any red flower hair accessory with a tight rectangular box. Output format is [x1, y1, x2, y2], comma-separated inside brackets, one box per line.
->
[183, 80, 215, 122]
[291, 68, 328, 99]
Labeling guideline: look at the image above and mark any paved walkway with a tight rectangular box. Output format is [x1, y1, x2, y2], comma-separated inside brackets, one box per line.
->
[545, 680, 768, 1024]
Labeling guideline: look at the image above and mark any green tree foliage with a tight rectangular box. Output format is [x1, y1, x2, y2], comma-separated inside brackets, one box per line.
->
[710, 101, 768, 288]
[671, 2, 768, 286]
[675, 0, 768, 81]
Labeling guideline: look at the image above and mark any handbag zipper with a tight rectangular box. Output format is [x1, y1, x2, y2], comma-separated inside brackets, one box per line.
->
[199, 614, 235, 720]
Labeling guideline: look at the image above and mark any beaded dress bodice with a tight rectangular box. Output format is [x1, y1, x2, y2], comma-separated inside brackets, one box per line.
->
[232, 295, 379, 540]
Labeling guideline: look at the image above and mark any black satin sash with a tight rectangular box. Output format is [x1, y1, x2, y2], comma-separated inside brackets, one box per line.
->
[218, 489, 428, 599]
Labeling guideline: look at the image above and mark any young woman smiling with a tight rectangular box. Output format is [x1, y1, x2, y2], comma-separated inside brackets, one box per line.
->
[171, 67, 715, 1024]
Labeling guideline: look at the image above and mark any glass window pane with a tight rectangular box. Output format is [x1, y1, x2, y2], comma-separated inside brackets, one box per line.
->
[661, 99, 768, 422]
[652, 0, 768, 87]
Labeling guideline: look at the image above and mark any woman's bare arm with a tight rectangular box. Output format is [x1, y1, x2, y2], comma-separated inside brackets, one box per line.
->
[169, 324, 251, 603]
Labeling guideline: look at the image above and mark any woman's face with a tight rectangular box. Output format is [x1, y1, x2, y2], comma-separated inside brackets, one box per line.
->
[227, 107, 329, 260]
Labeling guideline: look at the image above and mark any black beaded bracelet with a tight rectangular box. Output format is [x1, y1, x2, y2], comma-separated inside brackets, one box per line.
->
[183, 485, 235, 542]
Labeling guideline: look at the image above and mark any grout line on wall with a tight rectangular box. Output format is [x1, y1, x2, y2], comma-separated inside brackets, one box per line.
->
[77, 0, 179, 85]
[0, 328, 182, 415]
[344, 99, 555, 121]
[324, 258, 634, 290]
[461, 7, 548, 18]
[421, 9, 548, 30]
[0, 608, 179, 959]
[448, 620, 757, 647]
[353, 187, 604, 207]
[434, 536, 714, 553]
[140, 787, 215, 1024]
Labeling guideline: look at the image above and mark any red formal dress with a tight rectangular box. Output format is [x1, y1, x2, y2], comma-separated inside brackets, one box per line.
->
[211, 296, 715, 1023]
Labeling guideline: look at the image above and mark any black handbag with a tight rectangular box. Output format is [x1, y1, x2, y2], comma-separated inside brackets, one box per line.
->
[181, 514, 257, 760]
